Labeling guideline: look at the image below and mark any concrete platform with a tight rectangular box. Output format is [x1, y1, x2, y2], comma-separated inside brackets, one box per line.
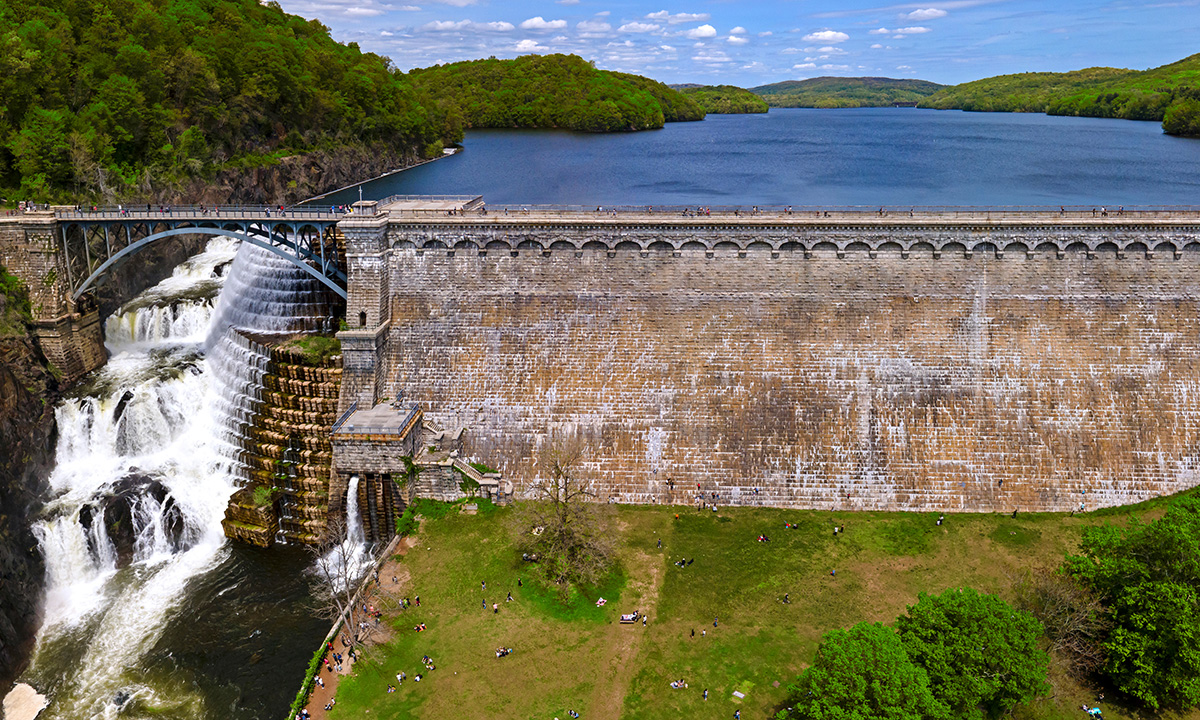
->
[333, 402, 421, 437]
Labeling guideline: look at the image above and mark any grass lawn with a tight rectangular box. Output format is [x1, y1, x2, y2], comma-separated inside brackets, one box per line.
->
[329, 496, 1200, 720]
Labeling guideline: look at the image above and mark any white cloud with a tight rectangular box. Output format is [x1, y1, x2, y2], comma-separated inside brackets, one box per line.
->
[870, 43, 884, 48]
[397, 4, 420, 9]
[596, 10, 610, 16]
[820, 64, 850, 71]
[380, 29, 394, 35]
[727, 35, 748, 45]
[816, 46, 845, 53]
[515, 39, 547, 52]
[520, 16, 567, 30]
[618, 22, 661, 33]
[793, 62, 816, 69]
[660, 44, 675, 51]
[729, 26, 747, 34]
[692, 49, 731, 63]
[897, 64, 913, 69]
[555, 0, 579, 4]
[421, 19, 514, 31]
[802, 29, 849, 43]
[685, 24, 717, 39]
[905, 8, 948, 20]
[576, 19, 612, 32]
[869, 27, 890, 34]
[426, 0, 477, 5]
[894, 26, 932, 34]
[758, 30, 772, 37]
[646, 10, 711, 24]
[345, 7, 385, 16]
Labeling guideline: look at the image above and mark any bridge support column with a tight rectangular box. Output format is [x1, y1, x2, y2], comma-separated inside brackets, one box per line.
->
[337, 201, 392, 413]
[0, 213, 105, 383]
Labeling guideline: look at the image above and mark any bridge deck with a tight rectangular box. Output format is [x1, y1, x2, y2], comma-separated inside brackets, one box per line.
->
[382, 207, 1200, 226]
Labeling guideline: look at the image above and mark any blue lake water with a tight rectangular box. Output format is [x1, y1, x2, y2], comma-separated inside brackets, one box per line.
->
[323, 108, 1200, 207]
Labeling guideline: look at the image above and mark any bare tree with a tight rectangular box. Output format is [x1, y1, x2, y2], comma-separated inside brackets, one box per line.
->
[308, 514, 392, 649]
[512, 436, 616, 601]
[1009, 567, 1112, 675]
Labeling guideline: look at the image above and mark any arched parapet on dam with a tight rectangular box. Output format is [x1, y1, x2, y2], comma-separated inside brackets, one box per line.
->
[383, 219, 1200, 259]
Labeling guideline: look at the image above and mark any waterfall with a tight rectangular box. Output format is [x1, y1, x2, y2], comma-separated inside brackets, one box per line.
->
[346, 475, 365, 546]
[314, 475, 371, 593]
[20, 235, 338, 720]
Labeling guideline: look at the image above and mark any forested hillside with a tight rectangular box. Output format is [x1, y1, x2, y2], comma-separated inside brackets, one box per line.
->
[920, 53, 1200, 136]
[752, 77, 944, 108]
[0, 0, 459, 203]
[677, 85, 768, 114]
[407, 54, 705, 133]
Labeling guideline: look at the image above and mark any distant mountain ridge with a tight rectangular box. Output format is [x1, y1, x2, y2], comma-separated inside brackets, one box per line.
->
[751, 77, 945, 108]
[675, 85, 769, 114]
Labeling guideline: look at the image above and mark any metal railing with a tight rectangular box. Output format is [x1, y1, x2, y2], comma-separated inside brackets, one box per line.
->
[53, 204, 345, 221]
[331, 401, 358, 433]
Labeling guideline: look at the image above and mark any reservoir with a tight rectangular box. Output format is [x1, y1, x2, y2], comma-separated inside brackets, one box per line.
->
[322, 108, 1200, 207]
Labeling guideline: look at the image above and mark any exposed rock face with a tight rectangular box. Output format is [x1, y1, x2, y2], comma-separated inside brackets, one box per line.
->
[77, 471, 185, 568]
[0, 327, 58, 689]
[168, 143, 424, 207]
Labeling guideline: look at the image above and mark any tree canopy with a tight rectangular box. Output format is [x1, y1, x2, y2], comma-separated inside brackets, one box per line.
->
[0, 0, 457, 202]
[1065, 496, 1200, 709]
[896, 588, 1049, 719]
[780, 622, 949, 720]
[919, 53, 1200, 137]
[677, 85, 768, 114]
[407, 54, 704, 133]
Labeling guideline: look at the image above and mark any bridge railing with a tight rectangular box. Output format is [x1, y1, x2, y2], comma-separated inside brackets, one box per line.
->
[53, 205, 346, 221]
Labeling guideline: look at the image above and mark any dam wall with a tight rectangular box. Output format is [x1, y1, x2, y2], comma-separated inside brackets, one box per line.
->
[340, 209, 1200, 512]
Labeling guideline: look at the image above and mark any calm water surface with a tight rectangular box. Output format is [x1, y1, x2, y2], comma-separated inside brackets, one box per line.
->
[323, 108, 1200, 207]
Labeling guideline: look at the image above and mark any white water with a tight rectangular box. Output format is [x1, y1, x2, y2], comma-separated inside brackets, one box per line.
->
[22, 237, 342, 720]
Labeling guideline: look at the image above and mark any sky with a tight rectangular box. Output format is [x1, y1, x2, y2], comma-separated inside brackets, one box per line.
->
[273, 0, 1200, 87]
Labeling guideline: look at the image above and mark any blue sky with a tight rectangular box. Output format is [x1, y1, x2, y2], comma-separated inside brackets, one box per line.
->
[273, 0, 1200, 86]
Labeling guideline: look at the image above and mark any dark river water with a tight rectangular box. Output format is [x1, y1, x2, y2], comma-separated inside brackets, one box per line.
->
[319, 108, 1200, 207]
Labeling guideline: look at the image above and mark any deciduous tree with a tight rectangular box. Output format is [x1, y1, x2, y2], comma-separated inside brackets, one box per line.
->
[897, 588, 1049, 719]
[779, 622, 949, 720]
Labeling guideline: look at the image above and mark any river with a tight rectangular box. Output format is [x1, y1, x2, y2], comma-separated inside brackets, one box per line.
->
[318, 108, 1200, 207]
[16, 240, 335, 720]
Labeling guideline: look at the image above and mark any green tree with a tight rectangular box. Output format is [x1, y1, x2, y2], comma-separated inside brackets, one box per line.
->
[780, 622, 949, 720]
[1163, 98, 1200, 137]
[1065, 496, 1200, 710]
[897, 588, 1049, 719]
[1103, 581, 1200, 709]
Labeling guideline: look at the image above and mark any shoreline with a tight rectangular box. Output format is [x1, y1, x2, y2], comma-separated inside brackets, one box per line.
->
[300, 148, 460, 206]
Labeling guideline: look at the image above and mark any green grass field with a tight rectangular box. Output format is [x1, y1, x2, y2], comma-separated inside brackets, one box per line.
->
[329, 497, 1200, 720]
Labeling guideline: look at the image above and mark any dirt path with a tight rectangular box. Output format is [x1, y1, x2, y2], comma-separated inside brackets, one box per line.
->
[301, 537, 414, 720]
[586, 549, 664, 717]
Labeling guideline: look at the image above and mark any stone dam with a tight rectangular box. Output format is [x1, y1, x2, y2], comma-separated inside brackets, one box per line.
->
[8, 204, 1200, 520]
[337, 204, 1200, 513]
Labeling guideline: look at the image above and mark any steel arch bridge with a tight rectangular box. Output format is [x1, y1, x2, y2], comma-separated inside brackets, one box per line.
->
[54, 206, 348, 301]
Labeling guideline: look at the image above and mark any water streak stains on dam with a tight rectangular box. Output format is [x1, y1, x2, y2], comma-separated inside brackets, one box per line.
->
[339, 208, 1200, 512]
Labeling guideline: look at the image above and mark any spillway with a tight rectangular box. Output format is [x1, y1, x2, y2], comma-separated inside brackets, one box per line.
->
[16, 238, 337, 720]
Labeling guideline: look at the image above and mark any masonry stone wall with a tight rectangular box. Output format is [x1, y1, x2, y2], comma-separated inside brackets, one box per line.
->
[351, 217, 1200, 513]
[1, 215, 105, 381]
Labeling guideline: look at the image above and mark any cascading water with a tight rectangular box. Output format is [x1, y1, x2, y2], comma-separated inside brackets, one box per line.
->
[16, 237, 335, 720]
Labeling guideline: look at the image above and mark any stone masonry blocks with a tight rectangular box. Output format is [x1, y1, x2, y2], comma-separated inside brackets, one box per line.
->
[374, 219, 1200, 513]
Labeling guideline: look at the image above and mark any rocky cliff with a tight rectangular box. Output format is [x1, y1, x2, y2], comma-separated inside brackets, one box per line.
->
[160, 142, 425, 207]
[0, 289, 58, 689]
